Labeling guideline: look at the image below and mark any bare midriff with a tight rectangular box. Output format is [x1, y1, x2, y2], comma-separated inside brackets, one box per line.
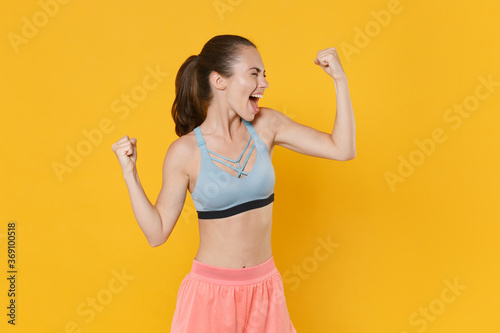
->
[187, 112, 276, 269]
[194, 202, 273, 269]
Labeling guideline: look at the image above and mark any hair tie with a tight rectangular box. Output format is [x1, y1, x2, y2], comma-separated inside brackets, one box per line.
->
[195, 55, 199, 63]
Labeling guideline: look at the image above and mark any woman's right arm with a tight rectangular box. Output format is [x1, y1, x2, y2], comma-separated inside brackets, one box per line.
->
[113, 136, 189, 247]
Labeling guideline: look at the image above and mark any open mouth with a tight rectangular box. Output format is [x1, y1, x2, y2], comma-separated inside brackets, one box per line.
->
[249, 94, 263, 112]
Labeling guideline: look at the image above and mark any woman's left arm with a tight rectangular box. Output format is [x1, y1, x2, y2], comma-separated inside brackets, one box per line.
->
[271, 47, 356, 161]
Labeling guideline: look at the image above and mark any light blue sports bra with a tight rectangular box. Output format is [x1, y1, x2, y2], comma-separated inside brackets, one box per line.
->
[190, 118, 275, 219]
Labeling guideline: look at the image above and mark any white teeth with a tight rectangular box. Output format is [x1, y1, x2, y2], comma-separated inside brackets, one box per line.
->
[250, 94, 263, 98]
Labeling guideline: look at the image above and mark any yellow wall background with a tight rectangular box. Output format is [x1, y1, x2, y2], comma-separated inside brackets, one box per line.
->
[1, 0, 499, 332]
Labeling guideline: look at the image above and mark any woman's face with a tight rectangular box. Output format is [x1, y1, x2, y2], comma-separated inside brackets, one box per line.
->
[223, 46, 269, 118]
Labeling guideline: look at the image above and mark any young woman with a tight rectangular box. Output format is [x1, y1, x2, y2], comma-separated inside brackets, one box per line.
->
[111, 34, 355, 332]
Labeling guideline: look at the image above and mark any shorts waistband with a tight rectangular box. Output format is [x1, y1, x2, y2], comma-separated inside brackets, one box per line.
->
[188, 256, 278, 286]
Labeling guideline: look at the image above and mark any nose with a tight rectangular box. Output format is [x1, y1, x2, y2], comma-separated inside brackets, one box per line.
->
[259, 76, 269, 90]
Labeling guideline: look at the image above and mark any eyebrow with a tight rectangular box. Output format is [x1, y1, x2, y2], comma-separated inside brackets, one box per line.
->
[249, 67, 266, 74]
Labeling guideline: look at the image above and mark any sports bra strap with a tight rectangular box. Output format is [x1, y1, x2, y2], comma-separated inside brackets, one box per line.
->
[242, 119, 258, 138]
[193, 127, 206, 148]
[194, 119, 258, 150]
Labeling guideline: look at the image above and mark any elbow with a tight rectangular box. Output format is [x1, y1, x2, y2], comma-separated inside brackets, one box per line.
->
[330, 141, 356, 161]
[333, 150, 356, 161]
[148, 213, 173, 247]
[149, 240, 165, 248]
[344, 150, 356, 160]
[149, 241, 162, 248]
[330, 150, 356, 161]
[148, 235, 167, 248]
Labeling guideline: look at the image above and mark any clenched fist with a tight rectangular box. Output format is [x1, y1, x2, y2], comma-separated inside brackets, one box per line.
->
[314, 47, 347, 81]
[111, 135, 138, 175]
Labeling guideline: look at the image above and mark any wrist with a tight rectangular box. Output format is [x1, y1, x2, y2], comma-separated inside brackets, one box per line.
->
[123, 167, 138, 182]
[333, 74, 348, 82]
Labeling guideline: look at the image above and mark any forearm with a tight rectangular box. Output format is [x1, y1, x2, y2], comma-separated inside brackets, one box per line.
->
[122, 168, 163, 246]
[331, 76, 356, 158]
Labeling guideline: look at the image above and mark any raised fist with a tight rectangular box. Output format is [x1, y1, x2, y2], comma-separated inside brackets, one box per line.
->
[111, 135, 138, 175]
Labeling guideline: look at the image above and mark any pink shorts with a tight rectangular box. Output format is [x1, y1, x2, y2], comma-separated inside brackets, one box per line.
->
[170, 256, 297, 333]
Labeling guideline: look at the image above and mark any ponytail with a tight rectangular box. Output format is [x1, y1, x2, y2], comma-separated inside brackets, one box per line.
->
[171, 35, 256, 137]
[171, 55, 205, 137]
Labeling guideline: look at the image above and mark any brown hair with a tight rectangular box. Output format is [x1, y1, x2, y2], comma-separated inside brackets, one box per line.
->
[171, 35, 256, 137]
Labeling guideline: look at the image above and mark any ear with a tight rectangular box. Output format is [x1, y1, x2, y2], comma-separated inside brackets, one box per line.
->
[209, 71, 227, 91]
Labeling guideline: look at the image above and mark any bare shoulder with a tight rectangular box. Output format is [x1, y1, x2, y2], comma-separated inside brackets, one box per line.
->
[163, 131, 198, 173]
[248, 107, 287, 153]
[255, 107, 280, 124]
[254, 107, 293, 142]
[256, 107, 292, 131]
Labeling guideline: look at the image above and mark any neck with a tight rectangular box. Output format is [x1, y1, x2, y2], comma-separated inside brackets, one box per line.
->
[203, 101, 244, 139]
